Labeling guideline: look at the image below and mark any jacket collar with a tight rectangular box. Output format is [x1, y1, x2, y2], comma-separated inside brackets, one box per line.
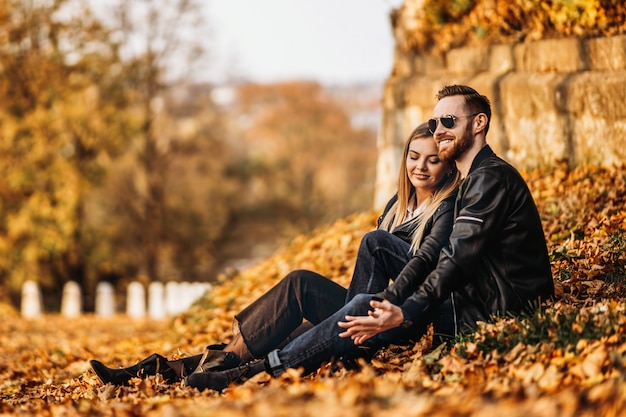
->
[468, 145, 495, 175]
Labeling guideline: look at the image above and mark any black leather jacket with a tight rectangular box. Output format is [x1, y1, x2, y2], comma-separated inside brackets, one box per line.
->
[376, 191, 457, 306]
[400, 146, 554, 335]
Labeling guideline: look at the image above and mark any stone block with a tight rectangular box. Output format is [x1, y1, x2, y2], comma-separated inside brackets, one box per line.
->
[421, 54, 447, 76]
[374, 145, 403, 210]
[446, 46, 490, 75]
[404, 105, 429, 133]
[489, 44, 515, 74]
[383, 77, 408, 109]
[403, 76, 450, 108]
[499, 73, 571, 168]
[563, 71, 626, 165]
[569, 115, 626, 166]
[586, 35, 626, 71]
[563, 71, 626, 118]
[378, 107, 402, 148]
[514, 38, 587, 73]
[466, 73, 507, 157]
[392, 48, 417, 78]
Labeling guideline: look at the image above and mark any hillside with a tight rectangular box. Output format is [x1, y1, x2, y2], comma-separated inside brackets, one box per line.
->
[1, 163, 626, 416]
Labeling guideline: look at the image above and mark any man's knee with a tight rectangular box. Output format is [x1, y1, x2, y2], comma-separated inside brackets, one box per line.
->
[348, 293, 376, 311]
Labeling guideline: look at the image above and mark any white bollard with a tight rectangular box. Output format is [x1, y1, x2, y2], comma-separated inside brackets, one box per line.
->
[21, 280, 43, 318]
[148, 281, 166, 319]
[190, 282, 211, 305]
[180, 281, 194, 311]
[95, 282, 116, 317]
[126, 281, 146, 319]
[61, 281, 82, 317]
[165, 281, 181, 315]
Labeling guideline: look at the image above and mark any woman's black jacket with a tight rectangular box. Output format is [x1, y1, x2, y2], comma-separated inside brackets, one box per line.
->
[375, 191, 457, 307]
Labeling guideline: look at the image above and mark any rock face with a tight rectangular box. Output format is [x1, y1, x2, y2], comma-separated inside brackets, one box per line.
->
[376, 34, 626, 208]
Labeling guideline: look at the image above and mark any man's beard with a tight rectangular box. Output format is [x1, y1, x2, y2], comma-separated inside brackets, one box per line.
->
[438, 122, 474, 162]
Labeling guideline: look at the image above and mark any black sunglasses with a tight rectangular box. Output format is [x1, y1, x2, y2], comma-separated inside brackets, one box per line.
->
[428, 113, 479, 134]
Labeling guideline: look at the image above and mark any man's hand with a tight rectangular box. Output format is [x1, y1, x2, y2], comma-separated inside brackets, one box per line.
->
[338, 298, 405, 345]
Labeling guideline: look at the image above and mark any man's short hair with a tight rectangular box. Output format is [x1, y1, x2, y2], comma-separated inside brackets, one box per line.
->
[436, 85, 492, 135]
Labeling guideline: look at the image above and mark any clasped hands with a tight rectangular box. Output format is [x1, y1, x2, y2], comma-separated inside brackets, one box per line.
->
[338, 298, 404, 345]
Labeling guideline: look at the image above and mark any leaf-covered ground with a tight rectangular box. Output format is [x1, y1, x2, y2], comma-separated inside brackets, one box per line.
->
[2, 164, 626, 416]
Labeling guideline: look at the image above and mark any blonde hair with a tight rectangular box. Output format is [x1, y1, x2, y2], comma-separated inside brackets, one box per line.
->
[378, 122, 461, 254]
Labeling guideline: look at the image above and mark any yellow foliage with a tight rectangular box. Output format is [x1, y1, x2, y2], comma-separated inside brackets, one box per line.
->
[395, 0, 626, 54]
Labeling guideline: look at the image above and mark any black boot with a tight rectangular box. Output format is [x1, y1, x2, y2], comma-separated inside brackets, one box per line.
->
[184, 359, 267, 392]
[191, 345, 241, 374]
[167, 344, 231, 378]
[90, 353, 178, 386]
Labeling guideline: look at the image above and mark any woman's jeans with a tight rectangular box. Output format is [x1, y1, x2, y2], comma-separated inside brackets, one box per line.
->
[264, 293, 455, 377]
[266, 292, 421, 376]
[345, 230, 413, 302]
[236, 230, 412, 358]
[236, 270, 347, 359]
[234, 230, 455, 376]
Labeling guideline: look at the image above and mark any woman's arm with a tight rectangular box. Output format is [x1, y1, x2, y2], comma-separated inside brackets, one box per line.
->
[377, 196, 455, 304]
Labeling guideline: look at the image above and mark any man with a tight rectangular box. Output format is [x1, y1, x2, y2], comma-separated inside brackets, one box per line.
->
[185, 85, 554, 391]
[337, 84, 554, 344]
[368, 84, 554, 336]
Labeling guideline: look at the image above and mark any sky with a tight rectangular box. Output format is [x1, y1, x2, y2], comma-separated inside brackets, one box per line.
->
[204, 0, 404, 85]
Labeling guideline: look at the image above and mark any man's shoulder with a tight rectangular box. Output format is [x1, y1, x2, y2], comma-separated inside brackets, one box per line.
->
[464, 154, 530, 198]
[470, 150, 521, 180]
[464, 154, 535, 209]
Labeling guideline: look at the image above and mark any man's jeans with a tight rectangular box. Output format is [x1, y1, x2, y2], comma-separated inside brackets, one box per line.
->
[266, 292, 419, 376]
[234, 230, 454, 376]
[235, 230, 412, 359]
[236, 269, 347, 359]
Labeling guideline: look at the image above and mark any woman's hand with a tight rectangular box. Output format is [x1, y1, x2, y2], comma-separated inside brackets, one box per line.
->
[338, 299, 405, 345]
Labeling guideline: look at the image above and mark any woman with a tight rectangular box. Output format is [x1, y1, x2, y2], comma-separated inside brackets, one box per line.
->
[91, 122, 461, 390]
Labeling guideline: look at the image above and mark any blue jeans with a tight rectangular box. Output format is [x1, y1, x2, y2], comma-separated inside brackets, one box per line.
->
[266, 293, 419, 376]
[345, 230, 455, 340]
[236, 270, 347, 358]
[235, 230, 455, 376]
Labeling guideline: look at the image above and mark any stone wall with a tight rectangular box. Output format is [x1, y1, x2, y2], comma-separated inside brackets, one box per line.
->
[374, 35, 626, 209]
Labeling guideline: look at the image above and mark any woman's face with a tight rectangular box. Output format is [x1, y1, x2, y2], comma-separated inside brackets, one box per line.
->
[406, 136, 450, 194]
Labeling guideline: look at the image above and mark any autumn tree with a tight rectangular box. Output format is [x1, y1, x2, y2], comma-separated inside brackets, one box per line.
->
[0, 0, 229, 309]
[99, 0, 203, 283]
[0, 1, 376, 309]
[91, 85, 236, 283]
[0, 0, 133, 306]
[85, 0, 237, 285]
[233, 81, 377, 234]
